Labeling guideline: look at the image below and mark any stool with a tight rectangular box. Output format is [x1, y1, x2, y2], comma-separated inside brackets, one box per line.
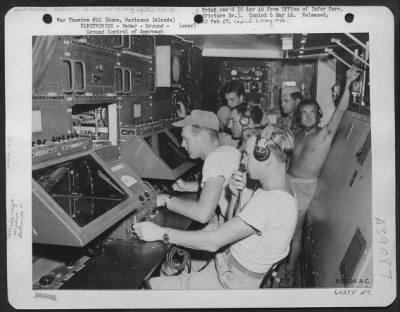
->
[259, 258, 287, 288]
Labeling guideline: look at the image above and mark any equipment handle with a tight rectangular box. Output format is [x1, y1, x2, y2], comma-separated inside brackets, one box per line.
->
[61, 58, 74, 94]
[148, 72, 156, 93]
[123, 68, 133, 94]
[73, 60, 86, 93]
[113, 35, 125, 49]
[114, 66, 124, 94]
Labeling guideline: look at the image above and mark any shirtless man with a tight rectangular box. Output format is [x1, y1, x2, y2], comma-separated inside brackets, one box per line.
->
[284, 66, 361, 284]
[278, 86, 303, 131]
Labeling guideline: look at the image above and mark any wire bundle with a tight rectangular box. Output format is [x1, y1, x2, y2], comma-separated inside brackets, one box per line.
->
[162, 246, 191, 276]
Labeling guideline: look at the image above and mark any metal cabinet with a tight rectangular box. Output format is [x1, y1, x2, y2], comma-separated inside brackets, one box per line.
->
[303, 111, 372, 287]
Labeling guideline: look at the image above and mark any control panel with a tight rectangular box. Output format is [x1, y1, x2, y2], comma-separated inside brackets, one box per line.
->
[120, 116, 182, 138]
[32, 135, 92, 164]
[220, 60, 270, 107]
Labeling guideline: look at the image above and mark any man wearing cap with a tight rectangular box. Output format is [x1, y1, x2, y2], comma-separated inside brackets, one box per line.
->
[157, 109, 241, 228]
[134, 125, 297, 289]
[278, 86, 303, 131]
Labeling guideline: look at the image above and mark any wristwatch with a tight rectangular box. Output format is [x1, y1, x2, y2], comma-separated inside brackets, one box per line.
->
[162, 232, 170, 244]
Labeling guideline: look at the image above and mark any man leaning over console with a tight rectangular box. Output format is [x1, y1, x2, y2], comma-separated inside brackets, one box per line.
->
[157, 109, 241, 228]
[133, 125, 297, 289]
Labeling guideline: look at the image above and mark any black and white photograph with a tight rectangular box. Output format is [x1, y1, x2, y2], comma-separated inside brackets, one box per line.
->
[4, 5, 396, 309]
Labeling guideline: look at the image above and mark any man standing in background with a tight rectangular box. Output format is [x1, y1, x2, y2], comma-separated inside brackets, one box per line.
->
[278, 86, 303, 131]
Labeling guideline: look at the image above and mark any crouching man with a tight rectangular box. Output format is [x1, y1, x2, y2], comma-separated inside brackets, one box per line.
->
[133, 125, 297, 289]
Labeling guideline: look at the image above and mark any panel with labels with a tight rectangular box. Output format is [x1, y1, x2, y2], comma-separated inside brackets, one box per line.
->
[117, 54, 155, 97]
[66, 44, 118, 98]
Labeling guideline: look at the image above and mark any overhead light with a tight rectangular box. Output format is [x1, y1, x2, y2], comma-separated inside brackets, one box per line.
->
[299, 50, 304, 54]
[300, 38, 306, 44]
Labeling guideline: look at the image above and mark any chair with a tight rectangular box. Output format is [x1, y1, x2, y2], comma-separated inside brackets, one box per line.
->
[259, 258, 287, 288]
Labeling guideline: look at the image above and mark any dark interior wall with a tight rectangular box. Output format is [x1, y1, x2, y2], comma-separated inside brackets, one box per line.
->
[200, 57, 223, 113]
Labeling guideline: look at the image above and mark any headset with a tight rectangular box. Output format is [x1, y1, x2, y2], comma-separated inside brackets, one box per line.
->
[253, 133, 271, 161]
[253, 125, 274, 161]
[238, 103, 263, 127]
[295, 100, 323, 124]
[252, 125, 295, 163]
[239, 115, 251, 127]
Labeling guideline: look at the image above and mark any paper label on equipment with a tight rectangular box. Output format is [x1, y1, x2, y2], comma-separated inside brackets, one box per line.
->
[121, 175, 137, 187]
[111, 164, 124, 172]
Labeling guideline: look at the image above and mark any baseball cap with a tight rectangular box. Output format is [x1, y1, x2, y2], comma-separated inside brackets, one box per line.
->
[281, 86, 301, 96]
[172, 109, 220, 131]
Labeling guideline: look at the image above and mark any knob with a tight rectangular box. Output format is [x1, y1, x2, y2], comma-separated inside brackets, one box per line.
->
[32, 141, 35, 147]
[139, 195, 145, 201]
[144, 191, 150, 198]
[86, 241, 103, 257]
[36, 139, 42, 145]
[39, 274, 55, 286]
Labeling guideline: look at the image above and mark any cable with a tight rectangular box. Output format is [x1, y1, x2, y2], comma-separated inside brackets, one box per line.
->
[163, 246, 191, 276]
[232, 163, 247, 217]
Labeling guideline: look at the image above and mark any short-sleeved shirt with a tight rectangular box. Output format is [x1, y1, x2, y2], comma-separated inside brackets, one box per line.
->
[201, 146, 241, 217]
[231, 189, 298, 273]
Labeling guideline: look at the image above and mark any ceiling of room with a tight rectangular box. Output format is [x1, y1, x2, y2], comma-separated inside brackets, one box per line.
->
[180, 33, 369, 59]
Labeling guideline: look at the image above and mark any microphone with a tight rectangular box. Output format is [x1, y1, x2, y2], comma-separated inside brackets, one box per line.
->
[232, 163, 246, 217]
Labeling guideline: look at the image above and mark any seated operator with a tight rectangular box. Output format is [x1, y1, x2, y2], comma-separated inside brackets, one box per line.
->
[227, 102, 267, 151]
[134, 125, 297, 289]
[278, 86, 303, 131]
[217, 80, 245, 128]
[217, 81, 245, 147]
[156, 109, 241, 227]
[283, 65, 361, 286]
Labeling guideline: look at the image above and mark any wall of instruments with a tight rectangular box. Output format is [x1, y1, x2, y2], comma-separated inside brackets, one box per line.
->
[32, 35, 202, 289]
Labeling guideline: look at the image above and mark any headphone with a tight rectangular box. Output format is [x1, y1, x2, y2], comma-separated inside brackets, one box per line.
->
[238, 103, 263, 127]
[239, 115, 251, 127]
[253, 125, 275, 161]
[295, 100, 323, 124]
